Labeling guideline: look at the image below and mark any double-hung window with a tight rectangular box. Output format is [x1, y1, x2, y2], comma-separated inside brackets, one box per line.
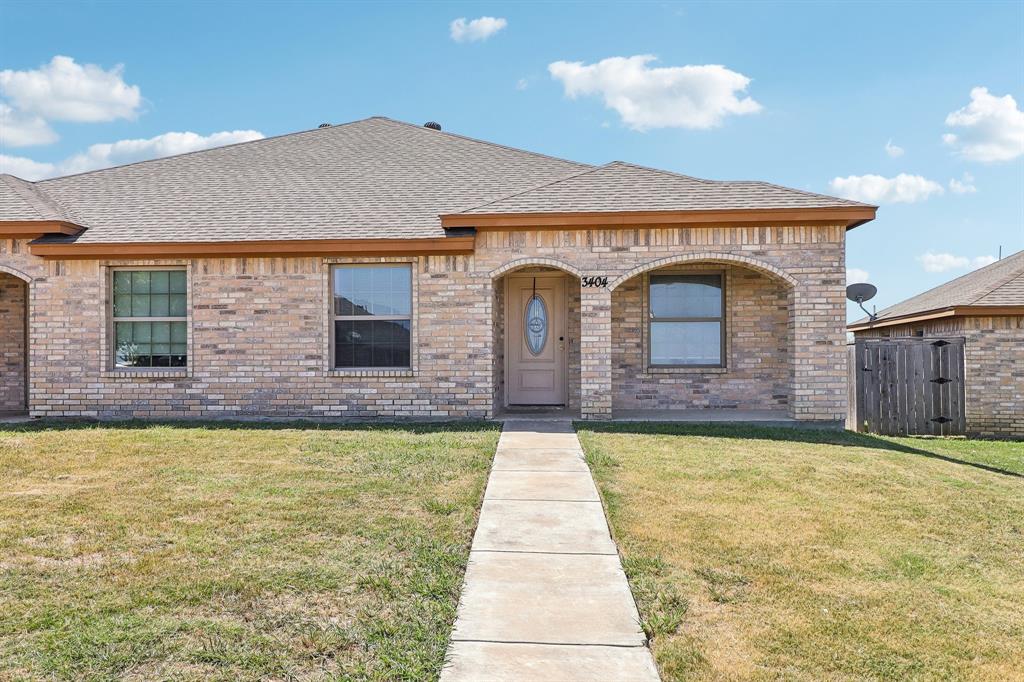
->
[649, 273, 724, 367]
[112, 268, 188, 368]
[332, 264, 412, 369]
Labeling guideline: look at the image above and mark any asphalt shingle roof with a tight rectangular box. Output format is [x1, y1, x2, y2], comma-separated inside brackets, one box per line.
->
[458, 161, 870, 214]
[31, 117, 588, 243]
[854, 250, 1024, 325]
[0, 174, 75, 222]
[3, 117, 870, 244]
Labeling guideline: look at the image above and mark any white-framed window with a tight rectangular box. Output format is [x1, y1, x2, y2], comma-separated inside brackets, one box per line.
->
[649, 272, 725, 368]
[111, 268, 188, 368]
[331, 264, 412, 369]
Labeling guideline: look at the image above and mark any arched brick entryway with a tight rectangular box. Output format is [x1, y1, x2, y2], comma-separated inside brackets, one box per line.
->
[0, 270, 29, 414]
[490, 261, 583, 416]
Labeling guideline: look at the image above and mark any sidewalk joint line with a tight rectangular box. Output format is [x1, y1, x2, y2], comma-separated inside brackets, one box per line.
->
[470, 549, 616, 556]
[450, 638, 647, 649]
[484, 497, 600, 502]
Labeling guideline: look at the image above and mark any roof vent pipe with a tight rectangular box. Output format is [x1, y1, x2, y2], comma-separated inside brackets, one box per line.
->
[424, 121, 442, 131]
[318, 123, 332, 128]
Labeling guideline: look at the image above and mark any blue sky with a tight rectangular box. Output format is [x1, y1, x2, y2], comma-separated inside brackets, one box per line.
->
[1, 1, 1021, 320]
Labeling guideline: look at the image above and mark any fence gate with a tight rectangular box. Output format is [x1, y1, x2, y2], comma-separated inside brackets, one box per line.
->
[848, 338, 966, 436]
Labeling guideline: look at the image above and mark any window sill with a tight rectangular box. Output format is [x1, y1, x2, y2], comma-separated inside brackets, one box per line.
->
[104, 369, 191, 379]
[327, 368, 416, 378]
[645, 366, 728, 375]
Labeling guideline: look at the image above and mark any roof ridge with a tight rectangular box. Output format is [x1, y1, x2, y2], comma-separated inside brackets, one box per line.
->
[603, 162, 872, 209]
[605, 160, 718, 185]
[451, 163, 613, 215]
[373, 117, 593, 174]
[37, 117, 382, 184]
[37, 116, 591, 186]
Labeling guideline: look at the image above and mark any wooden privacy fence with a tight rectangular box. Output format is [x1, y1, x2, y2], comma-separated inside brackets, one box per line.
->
[847, 338, 966, 436]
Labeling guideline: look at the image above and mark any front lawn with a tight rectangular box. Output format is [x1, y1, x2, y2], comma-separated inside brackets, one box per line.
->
[577, 424, 1024, 680]
[0, 421, 499, 681]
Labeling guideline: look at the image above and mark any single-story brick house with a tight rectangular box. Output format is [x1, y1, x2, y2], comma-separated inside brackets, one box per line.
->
[849, 250, 1024, 438]
[0, 117, 876, 422]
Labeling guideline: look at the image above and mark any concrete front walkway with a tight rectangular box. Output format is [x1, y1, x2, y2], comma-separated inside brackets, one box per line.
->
[440, 420, 659, 681]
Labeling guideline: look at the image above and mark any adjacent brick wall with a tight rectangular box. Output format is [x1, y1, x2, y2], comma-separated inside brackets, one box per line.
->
[3, 225, 848, 422]
[0, 272, 27, 412]
[854, 316, 1024, 438]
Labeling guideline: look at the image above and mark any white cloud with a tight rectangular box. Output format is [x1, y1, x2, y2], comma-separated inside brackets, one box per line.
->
[948, 172, 977, 194]
[942, 87, 1024, 162]
[847, 267, 871, 284]
[884, 139, 904, 157]
[0, 103, 57, 147]
[516, 78, 528, 91]
[450, 16, 507, 43]
[0, 153, 55, 180]
[548, 55, 761, 131]
[917, 251, 997, 273]
[829, 173, 944, 204]
[0, 55, 142, 123]
[0, 129, 264, 180]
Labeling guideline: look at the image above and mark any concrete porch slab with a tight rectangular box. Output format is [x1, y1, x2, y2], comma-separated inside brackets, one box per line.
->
[491, 448, 589, 472]
[472, 499, 616, 554]
[441, 641, 660, 681]
[450, 551, 645, 646]
[484, 470, 599, 502]
[496, 405, 579, 422]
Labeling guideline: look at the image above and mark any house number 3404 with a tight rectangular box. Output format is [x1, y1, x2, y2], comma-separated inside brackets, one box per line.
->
[582, 276, 608, 288]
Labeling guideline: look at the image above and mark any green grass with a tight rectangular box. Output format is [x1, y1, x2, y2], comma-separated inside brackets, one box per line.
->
[577, 424, 1024, 681]
[0, 421, 500, 681]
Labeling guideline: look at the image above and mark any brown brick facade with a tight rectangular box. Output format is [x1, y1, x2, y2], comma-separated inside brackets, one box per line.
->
[854, 316, 1024, 438]
[2, 224, 848, 422]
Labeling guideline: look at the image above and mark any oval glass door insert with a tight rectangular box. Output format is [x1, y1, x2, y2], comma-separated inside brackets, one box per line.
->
[524, 294, 548, 355]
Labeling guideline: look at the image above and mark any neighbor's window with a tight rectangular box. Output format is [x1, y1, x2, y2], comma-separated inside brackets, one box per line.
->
[112, 269, 188, 368]
[332, 264, 412, 368]
[649, 273, 724, 367]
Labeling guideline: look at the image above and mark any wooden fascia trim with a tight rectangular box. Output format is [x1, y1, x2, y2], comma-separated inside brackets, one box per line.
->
[439, 206, 877, 230]
[29, 236, 476, 259]
[0, 220, 85, 238]
[848, 305, 1024, 331]
[954, 305, 1024, 317]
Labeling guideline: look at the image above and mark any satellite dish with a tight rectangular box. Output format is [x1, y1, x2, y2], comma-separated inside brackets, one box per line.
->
[846, 282, 878, 321]
[846, 283, 876, 303]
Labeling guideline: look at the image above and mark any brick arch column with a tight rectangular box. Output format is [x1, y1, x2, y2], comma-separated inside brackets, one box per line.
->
[787, 276, 848, 422]
[579, 286, 612, 419]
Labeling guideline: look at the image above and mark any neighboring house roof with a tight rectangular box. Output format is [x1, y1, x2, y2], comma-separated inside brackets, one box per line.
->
[849, 250, 1024, 331]
[1, 116, 876, 257]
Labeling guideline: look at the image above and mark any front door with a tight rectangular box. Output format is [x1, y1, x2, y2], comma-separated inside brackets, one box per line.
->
[506, 275, 567, 405]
